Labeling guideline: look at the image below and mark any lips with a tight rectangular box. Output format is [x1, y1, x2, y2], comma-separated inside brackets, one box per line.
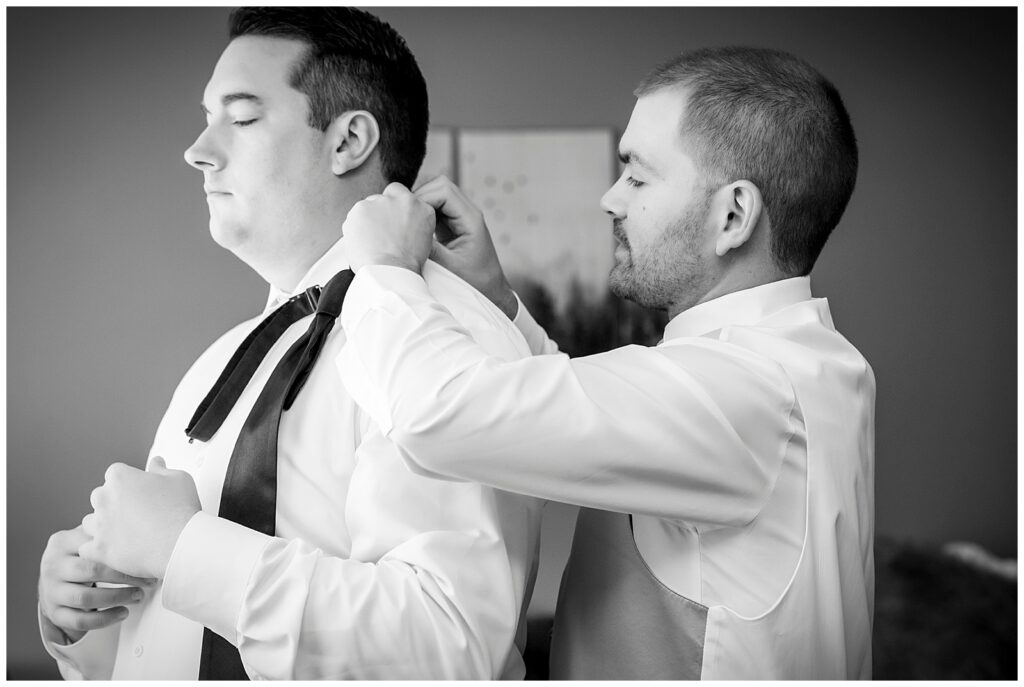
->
[204, 187, 231, 195]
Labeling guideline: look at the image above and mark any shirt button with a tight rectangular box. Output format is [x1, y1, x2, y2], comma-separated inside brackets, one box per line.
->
[133, 645, 144, 658]
[195, 454, 205, 468]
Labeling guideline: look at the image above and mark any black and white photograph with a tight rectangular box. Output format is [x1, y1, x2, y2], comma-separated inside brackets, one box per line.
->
[7, 4, 1017, 680]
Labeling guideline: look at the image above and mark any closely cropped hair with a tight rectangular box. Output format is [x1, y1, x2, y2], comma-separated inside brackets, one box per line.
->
[229, 7, 429, 187]
[636, 47, 858, 275]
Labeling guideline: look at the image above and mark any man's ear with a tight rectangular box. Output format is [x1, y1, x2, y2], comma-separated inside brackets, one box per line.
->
[328, 110, 380, 176]
[712, 180, 765, 257]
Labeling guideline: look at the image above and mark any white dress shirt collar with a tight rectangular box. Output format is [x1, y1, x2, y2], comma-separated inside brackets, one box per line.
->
[663, 276, 814, 340]
[264, 238, 350, 314]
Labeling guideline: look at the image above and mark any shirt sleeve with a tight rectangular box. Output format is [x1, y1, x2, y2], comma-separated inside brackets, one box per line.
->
[511, 292, 561, 356]
[160, 263, 540, 680]
[38, 606, 119, 680]
[338, 265, 802, 526]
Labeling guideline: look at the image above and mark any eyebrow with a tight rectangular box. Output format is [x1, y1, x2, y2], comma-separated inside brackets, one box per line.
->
[618, 150, 657, 174]
[200, 92, 264, 114]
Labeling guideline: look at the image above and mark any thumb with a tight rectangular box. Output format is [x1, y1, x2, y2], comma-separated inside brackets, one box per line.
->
[148, 456, 167, 473]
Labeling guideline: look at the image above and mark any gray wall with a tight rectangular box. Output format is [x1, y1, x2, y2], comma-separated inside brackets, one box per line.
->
[7, 7, 1016, 677]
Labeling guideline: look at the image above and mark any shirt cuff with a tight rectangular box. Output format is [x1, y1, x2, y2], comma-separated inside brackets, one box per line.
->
[161, 511, 272, 644]
[509, 293, 553, 356]
[510, 292, 526, 327]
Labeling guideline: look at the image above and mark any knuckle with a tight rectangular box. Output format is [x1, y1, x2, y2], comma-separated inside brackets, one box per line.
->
[105, 462, 128, 482]
[39, 555, 52, 575]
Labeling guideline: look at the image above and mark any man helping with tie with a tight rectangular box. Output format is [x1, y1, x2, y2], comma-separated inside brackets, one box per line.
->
[37, 8, 543, 679]
[338, 47, 875, 679]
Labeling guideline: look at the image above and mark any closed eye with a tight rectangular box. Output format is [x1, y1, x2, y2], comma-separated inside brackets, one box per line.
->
[626, 176, 644, 187]
[234, 119, 258, 128]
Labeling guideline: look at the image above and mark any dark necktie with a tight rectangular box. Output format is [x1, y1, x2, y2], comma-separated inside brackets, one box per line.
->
[183, 268, 355, 680]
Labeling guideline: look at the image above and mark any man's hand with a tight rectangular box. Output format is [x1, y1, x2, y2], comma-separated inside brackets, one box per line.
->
[79, 457, 200, 580]
[343, 183, 436, 273]
[38, 525, 154, 645]
[414, 176, 517, 320]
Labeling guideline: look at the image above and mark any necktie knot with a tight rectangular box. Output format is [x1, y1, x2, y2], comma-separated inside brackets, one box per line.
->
[313, 269, 355, 319]
[281, 269, 355, 409]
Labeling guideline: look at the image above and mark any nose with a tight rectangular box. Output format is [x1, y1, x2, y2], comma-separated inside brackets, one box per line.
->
[600, 175, 626, 219]
[183, 126, 224, 171]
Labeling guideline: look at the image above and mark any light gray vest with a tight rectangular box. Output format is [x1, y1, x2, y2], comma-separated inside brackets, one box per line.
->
[550, 508, 709, 679]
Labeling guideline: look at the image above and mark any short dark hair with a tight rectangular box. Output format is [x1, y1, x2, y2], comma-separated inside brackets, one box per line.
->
[636, 47, 858, 276]
[229, 7, 429, 187]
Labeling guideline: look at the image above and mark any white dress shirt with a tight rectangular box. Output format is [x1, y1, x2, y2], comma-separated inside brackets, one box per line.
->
[41, 239, 543, 680]
[338, 268, 875, 679]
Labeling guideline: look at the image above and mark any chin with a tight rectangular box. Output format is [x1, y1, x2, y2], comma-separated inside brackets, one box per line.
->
[609, 267, 670, 311]
[608, 267, 635, 302]
[208, 218, 251, 254]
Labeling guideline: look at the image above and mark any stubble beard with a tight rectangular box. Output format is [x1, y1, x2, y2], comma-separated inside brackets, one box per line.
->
[608, 202, 708, 313]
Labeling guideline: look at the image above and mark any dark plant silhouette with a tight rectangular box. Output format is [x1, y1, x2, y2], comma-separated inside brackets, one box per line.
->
[512, 276, 667, 357]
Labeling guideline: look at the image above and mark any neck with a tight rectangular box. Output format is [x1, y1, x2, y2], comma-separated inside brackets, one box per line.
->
[667, 260, 791, 320]
[266, 232, 341, 293]
[262, 175, 388, 292]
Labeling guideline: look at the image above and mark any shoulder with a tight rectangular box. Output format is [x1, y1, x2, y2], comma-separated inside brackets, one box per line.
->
[651, 336, 800, 418]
